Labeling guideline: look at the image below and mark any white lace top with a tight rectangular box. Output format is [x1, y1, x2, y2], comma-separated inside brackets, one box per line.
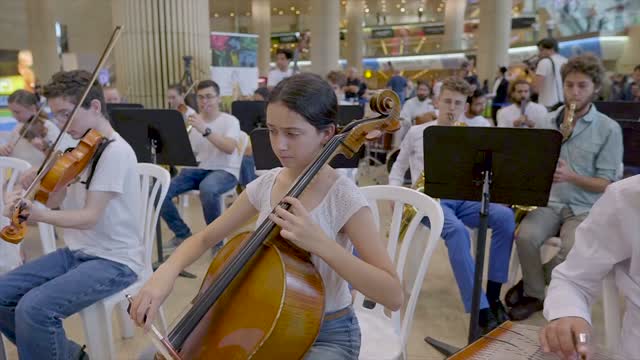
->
[245, 167, 370, 312]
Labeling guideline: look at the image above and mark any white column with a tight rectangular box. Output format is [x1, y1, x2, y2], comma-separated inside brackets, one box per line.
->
[346, 0, 363, 72]
[309, 0, 340, 76]
[112, 0, 210, 108]
[443, 0, 466, 51]
[25, 0, 60, 83]
[476, 0, 512, 84]
[252, 0, 271, 77]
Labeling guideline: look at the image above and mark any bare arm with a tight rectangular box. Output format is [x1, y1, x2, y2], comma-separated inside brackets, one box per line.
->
[30, 190, 116, 229]
[534, 74, 545, 94]
[204, 131, 237, 154]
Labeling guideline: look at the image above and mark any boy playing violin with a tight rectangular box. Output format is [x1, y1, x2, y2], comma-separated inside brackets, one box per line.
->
[0, 70, 143, 360]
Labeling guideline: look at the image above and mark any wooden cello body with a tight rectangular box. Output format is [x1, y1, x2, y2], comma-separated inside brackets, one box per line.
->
[156, 90, 400, 360]
[175, 232, 324, 359]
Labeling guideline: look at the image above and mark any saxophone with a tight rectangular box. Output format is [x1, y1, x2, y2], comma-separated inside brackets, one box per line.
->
[397, 116, 467, 241]
[559, 103, 576, 142]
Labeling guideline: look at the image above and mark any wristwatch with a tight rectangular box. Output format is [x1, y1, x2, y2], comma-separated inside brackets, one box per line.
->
[202, 127, 212, 137]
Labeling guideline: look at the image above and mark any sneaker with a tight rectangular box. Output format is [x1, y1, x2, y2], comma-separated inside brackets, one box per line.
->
[479, 309, 499, 335]
[163, 234, 191, 255]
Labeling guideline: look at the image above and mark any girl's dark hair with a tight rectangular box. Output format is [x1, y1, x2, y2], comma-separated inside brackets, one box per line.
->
[8, 90, 38, 107]
[268, 73, 337, 130]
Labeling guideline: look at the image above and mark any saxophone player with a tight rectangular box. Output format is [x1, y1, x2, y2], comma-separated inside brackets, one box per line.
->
[506, 54, 623, 321]
[389, 77, 516, 334]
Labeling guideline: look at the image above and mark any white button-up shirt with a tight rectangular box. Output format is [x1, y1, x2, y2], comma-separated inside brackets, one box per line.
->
[497, 102, 549, 128]
[389, 122, 437, 186]
[544, 175, 640, 359]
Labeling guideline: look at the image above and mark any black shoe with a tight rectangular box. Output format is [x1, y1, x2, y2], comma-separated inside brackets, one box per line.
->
[479, 310, 499, 335]
[490, 300, 510, 324]
[505, 280, 524, 307]
[77, 345, 90, 360]
[508, 296, 544, 321]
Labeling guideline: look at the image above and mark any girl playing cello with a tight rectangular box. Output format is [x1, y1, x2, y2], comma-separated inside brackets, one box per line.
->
[130, 73, 403, 359]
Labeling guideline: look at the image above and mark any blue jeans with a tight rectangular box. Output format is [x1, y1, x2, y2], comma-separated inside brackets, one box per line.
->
[304, 307, 361, 360]
[160, 168, 237, 238]
[0, 248, 137, 360]
[239, 155, 257, 187]
[421, 200, 515, 312]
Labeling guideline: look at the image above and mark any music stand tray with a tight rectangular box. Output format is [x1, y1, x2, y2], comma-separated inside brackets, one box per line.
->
[421, 126, 562, 353]
[110, 108, 198, 278]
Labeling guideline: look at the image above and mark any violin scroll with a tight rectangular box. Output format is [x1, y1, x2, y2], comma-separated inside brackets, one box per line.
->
[0, 202, 29, 244]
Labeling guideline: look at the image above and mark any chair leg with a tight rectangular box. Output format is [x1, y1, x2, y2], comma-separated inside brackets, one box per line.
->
[602, 272, 622, 351]
[80, 302, 116, 360]
[116, 301, 136, 339]
[0, 336, 7, 360]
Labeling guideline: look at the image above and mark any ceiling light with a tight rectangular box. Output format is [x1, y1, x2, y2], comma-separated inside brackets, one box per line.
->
[400, 7, 405, 12]
[245, 12, 251, 16]
[229, 12, 235, 17]
[295, 10, 300, 14]
[365, 8, 370, 12]
[290, 6, 295, 11]
[418, 7, 423, 12]
[213, 12, 219, 18]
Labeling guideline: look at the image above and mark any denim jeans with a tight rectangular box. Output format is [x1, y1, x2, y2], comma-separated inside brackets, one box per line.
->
[160, 168, 237, 238]
[421, 199, 515, 312]
[239, 155, 257, 187]
[0, 248, 137, 360]
[304, 307, 361, 360]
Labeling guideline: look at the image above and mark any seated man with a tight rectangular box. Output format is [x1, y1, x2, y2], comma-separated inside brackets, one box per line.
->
[160, 80, 241, 251]
[539, 174, 639, 360]
[397, 80, 436, 144]
[461, 89, 493, 127]
[497, 79, 548, 128]
[389, 77, 515, 333]
[507, 54, 623, 320]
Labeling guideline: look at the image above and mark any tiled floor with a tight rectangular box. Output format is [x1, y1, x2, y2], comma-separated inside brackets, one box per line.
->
[5, 172, 608, 360]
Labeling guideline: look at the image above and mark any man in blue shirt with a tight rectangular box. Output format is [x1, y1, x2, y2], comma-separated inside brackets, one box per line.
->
[506, 54, 624, 321]
[387, 68, 407, 104]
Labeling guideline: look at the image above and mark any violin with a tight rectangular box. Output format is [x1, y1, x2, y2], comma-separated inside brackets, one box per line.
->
[0, 26, 123, 245]
[147, 90, 401, 359]
[176, 81, 198, 133]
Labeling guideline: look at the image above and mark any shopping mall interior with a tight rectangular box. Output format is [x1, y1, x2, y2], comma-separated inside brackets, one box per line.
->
[0, 0, 638, 359]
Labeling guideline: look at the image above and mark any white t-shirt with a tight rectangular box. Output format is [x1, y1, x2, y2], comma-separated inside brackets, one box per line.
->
[246, 168, 370, 312]
[62, 132, 144, 275]
[497, 102, 549, 128]
[267, 68, 293, 87]
[188, 112, 241, 178]
[535, 54, 568, 107]
[461, 114, 492, 127]
[400, 97, 435, 124]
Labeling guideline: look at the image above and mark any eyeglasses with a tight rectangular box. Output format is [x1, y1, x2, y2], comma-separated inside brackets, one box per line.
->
[53, 110, 73, 122]
[197, 94, 218, 101]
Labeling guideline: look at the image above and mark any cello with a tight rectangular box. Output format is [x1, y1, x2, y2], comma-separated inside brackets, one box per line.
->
[147, 90, 401, 359]
[0, 26, 123, 244]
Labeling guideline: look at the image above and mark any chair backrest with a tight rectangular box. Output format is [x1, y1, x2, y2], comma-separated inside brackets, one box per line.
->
[136, 163, 170, 276]
[0, 157, 31, 227]
[0, 157, 31, 273]
[355, 185, 444, 354]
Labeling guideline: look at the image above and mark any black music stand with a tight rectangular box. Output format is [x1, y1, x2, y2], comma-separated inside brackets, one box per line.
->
[421, 127, 562, 356]
[250, 128, 362, 170]
[110, 108, 198, 279]
[337, 105, 364, 127]
[231, 100, 267, 134]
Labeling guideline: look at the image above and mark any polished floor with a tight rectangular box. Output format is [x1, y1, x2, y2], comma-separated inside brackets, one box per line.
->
[5, 169, 608, 360]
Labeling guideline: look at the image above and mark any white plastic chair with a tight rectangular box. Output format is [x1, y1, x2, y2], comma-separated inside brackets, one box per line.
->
[355, 185, 444, 360]
[0, 157, 32, 360]
[179, 131, 250, 214]
[78, 163, 170, 360]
